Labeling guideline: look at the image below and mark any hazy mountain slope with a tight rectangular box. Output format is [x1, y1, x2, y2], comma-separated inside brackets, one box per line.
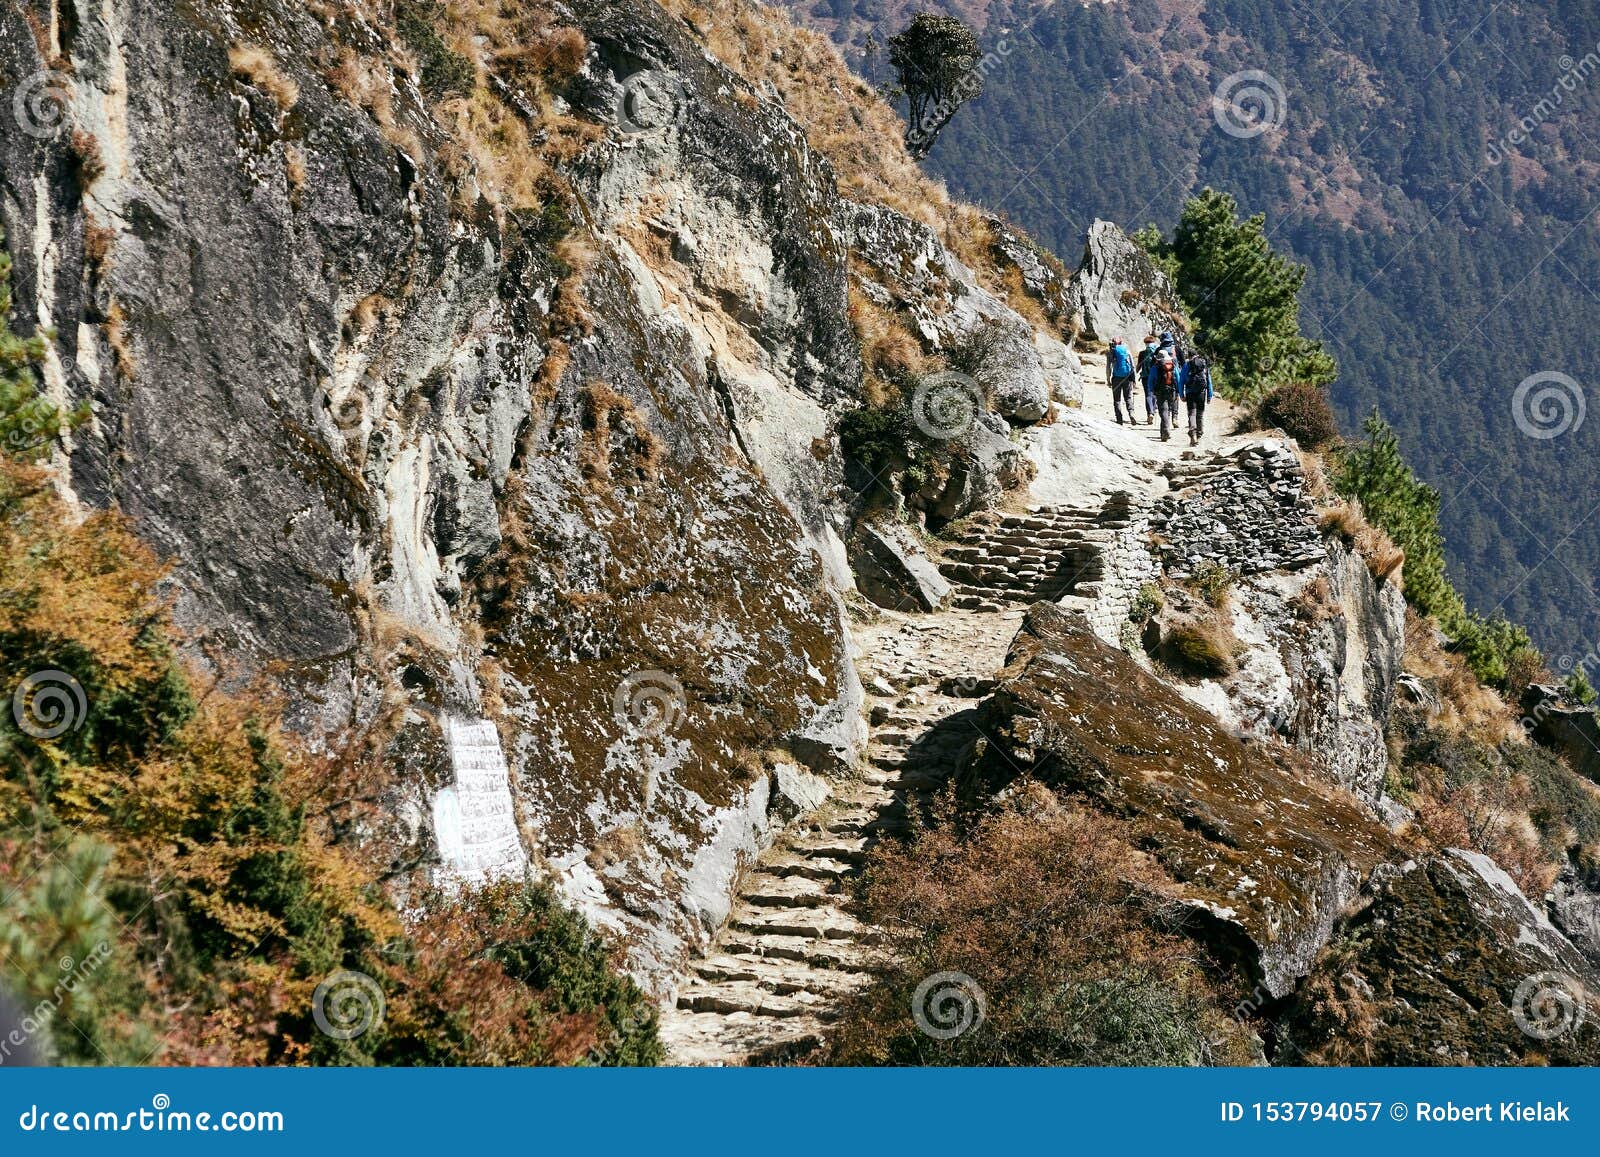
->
[785, 0, 1600, 656]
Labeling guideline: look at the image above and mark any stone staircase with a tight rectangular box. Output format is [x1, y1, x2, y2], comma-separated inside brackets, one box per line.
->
[936, 492, 1137, 613]
[657, 607, 1024, 1065]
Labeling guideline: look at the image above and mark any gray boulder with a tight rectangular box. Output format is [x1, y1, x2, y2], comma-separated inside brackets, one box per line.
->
[1067, 219, 1183, 344]
[848, 517, 952, 612]
[1522, 684, 1600, 783]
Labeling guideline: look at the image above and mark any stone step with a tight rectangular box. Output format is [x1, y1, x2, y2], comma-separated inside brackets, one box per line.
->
[763, 853, 857, 881]
[690, 954, 871, 997]
[675, 980, 826, 1018]
[657, 1011, 826, 1066]
[789, 837, 868, 862]
[721, 933, 875, 969]
[731, 907, 880, 942]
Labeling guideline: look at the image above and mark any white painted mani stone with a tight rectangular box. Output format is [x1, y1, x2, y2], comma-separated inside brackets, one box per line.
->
[432, 716, 527, 886]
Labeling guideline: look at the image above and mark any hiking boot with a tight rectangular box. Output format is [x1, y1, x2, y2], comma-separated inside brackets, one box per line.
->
[1145, 415, 1154, 425]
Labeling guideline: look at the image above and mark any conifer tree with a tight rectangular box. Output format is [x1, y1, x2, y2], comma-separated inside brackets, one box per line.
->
[889, 13, 983, 159]
[1168, 189, 1336, 400]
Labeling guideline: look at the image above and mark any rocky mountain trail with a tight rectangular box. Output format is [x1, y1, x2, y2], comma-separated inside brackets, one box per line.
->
[657, 604, 1024, 1064]
[656, 352, 1307, 1063]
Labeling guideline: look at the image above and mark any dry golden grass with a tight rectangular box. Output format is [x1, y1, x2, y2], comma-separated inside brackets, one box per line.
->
[847, 283, 931, 383]
[657, 0, 958, 228]
[103, 299, 136, 380]
[284, 145, 308, 208]
[229, 44, 300, 110]
[1319, 498, 1405, 587]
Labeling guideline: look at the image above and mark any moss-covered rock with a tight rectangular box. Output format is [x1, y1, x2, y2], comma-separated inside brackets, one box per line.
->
[1281, 851, 1600, 1065]
[976, 602, 1404, 998]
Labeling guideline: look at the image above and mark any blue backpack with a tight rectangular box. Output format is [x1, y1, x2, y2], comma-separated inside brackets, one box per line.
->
[1109, 344, 1133, 378]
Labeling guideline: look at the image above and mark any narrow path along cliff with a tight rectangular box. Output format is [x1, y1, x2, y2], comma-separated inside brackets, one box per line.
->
[657, 353, 1250, 1064]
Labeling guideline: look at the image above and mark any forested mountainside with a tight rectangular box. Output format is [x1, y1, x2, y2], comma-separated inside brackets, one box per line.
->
[786, 0, 1600, 657]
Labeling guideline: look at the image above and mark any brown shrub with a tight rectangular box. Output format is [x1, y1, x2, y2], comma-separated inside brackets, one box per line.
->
[1256, 382, 1339, 449]
[822, 788, 1252, 1066]
[1160, 618, 1237, 678]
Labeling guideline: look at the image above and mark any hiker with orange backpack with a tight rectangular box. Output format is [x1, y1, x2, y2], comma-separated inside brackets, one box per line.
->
[1145, 337, 1181, 441]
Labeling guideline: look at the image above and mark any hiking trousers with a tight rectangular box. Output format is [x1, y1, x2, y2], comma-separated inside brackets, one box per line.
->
[1110, 374, 1136, 423]
[1187, 394, 1207, 439]
[1155, 387, 1179, 439]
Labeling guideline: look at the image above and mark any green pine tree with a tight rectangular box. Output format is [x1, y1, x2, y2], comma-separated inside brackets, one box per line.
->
[1167, 189, 1336, 401]
[1335, 412, 1537, 688]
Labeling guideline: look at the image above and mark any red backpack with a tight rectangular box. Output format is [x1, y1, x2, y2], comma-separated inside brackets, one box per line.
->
[1156, 354, 1177, 390]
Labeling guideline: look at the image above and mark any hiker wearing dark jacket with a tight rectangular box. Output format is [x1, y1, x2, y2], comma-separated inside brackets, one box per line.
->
[1146, 345, 1181, 441]
[1136, 335, 1159, 424]
[1105, 338, 1137, 425]
[1180, 354, 1213, 446]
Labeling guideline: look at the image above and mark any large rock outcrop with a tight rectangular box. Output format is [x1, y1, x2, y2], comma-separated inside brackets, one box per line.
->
[976, 602, 1402, 998]
[1067, 219, 1183, 344]
[0, 0, 876, 988]
[1150, 443, 1406, 801]
[1522, 684, 1600, 784]
[1282, 851, 1600, 1065]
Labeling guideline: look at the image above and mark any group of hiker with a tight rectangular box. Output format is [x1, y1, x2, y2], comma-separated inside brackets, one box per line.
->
[1103, 332, 1213, 446]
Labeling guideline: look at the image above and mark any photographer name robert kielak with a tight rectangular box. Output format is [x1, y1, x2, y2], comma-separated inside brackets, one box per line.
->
[1221, 1100, 1572, 1124]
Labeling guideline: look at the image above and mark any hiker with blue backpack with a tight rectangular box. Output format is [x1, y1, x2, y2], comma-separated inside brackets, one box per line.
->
[1105, 337, 1137, 425]
[1180, 353, 1213, 446]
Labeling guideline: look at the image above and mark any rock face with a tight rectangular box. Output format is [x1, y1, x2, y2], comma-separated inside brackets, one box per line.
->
[1067, 219, 1183, 344]
[1151, 442, 1405, 800]
[845, 203, 1054, 422]
[0, 0, 881, 988]
[977, 602, 1401, 999]
[1522, 684, 1600, 784]
[1283, 851, 1600, 1065]
[1549, 855, 1600, 968]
